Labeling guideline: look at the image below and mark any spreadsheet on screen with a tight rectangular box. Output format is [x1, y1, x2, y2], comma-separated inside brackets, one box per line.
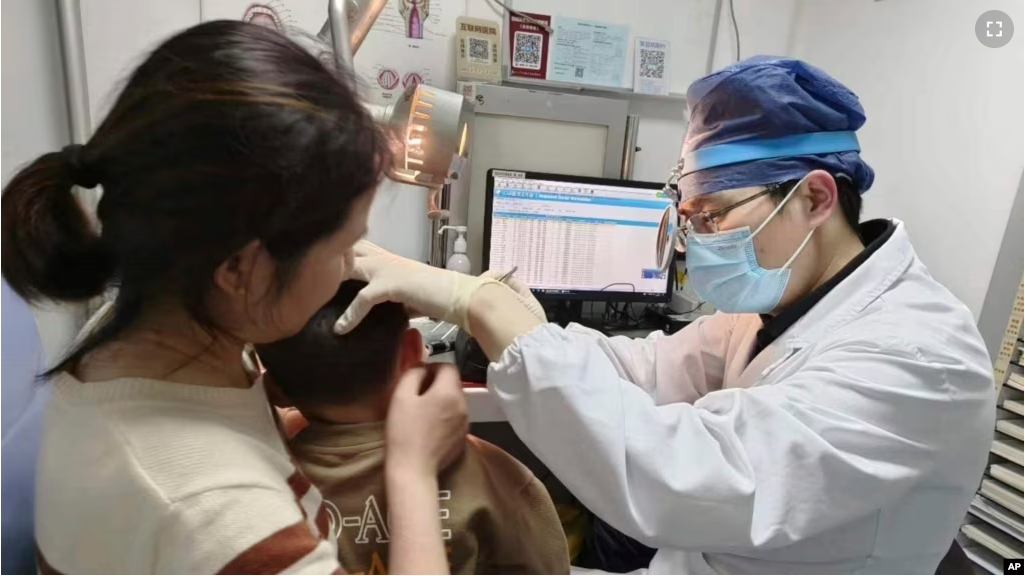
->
[487, 174, 673, 297]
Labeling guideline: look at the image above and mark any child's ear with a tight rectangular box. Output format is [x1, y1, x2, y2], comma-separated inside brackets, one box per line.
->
[398, 328, 424, 372]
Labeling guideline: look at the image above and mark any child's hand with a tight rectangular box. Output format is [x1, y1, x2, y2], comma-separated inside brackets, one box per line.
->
[385, 364, 468, 480]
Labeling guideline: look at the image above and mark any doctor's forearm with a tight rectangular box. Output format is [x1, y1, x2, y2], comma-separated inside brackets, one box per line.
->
[467, 283, 544, 360]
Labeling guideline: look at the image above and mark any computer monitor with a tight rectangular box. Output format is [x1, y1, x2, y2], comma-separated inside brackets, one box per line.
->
[482, 168, 674, 302]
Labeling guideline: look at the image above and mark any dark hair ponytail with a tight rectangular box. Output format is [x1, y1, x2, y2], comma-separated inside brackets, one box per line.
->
[1, 20, 392, 375]
[2, 149, 114, 302]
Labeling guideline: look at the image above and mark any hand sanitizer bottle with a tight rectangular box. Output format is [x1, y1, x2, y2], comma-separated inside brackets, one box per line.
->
[438, 225, 472, 274]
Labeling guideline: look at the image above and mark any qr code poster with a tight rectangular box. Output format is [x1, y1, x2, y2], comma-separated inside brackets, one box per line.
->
[513, 32, 543, 69]
[468, 37, 492, 63]
[508, 12, 551, 80]
[633, 38, 671, 96]
[456, 16, 501, 82]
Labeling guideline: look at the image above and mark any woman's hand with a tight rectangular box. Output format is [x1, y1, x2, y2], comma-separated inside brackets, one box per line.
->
[384, 364, 467, 575]
[385, 364, 468, 478]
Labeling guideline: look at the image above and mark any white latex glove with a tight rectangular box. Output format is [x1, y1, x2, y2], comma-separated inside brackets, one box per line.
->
[335, 240, 502, 334]
[479, 269, 547, 324]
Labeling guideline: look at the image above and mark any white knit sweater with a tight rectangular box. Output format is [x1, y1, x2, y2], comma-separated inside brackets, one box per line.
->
[34, 373, 341, 574]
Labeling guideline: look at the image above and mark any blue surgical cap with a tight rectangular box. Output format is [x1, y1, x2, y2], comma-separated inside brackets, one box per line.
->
[678, 55, 874, 201]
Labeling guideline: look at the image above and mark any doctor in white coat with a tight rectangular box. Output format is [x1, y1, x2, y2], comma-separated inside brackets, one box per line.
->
[336, 56, 995, 574]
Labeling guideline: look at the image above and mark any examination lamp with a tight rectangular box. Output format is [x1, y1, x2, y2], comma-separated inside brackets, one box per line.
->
[380, 84, 474, 194]
[318, 0, 474, 192]
[321, 0, 474, 265]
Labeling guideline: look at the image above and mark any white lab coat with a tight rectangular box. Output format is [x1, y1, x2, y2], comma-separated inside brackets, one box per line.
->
[488, 220, 995, 574]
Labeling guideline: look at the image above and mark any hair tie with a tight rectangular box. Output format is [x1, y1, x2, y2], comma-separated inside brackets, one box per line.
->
[62, 144, 101, 189]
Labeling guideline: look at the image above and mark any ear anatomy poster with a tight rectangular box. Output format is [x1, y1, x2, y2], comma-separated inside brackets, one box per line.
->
[202, 0, 459, 105]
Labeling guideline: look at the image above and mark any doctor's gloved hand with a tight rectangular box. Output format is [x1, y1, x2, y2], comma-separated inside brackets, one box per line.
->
[334, 240, 502, 334]
[480, 268, 547, 324]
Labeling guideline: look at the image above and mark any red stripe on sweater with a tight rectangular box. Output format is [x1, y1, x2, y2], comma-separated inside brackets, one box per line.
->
[216, 520, 321, 574]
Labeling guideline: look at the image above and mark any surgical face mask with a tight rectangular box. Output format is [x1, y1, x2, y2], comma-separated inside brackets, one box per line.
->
[685, 178, 815, 314]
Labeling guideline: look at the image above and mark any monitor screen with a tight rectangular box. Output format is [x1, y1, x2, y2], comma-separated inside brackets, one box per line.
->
[483, 169, 674, 302]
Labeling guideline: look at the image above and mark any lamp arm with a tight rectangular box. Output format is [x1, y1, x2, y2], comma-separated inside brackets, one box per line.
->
[351, 0, 389, 54]
[325, 0, 353, 70]
[321, 0, 389, 68]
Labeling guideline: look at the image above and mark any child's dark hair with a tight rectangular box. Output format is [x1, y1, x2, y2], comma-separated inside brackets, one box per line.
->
[255, 281, 410, 406]
[1, 21, 393, 375]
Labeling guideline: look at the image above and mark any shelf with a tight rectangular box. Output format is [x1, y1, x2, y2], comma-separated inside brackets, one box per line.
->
[500, 76, 688, 103]
[965, 275, 1022, 574]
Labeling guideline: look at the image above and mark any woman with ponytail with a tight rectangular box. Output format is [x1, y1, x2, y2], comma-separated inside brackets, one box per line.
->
[3, 21, 465, 574]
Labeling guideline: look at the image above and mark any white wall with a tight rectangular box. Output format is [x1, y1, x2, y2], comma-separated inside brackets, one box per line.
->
[1, 0, 84, 364]
[789, 0, 1024, 320]
[81, 0, 201, 123]
[711, 0, 800, 70]
[977, 175, 1023, 357]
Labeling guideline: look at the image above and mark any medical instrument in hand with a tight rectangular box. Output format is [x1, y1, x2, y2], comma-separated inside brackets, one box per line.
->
[497, 266, 519, 284]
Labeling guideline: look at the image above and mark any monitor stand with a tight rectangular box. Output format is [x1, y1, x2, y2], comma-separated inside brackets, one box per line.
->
[549, 299, 607, 333]
[551, 300, 583, 328]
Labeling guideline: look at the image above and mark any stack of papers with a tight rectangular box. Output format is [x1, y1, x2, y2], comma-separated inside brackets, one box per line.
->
[962, 542, 1004, 574]
[990, 462, 1024, 491]
[980, 478, 1024, 516]
[1008, 372, 1024, 391]
[961, 522, 1021, 558]
[992, 434, 1024, 465]
[997, 418, 1024, 441]
[969, 494, 1024, 540]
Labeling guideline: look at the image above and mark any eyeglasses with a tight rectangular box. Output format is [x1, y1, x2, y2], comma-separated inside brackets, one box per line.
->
[681, 185, 781, 237]
[654, 179, 792, 272]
